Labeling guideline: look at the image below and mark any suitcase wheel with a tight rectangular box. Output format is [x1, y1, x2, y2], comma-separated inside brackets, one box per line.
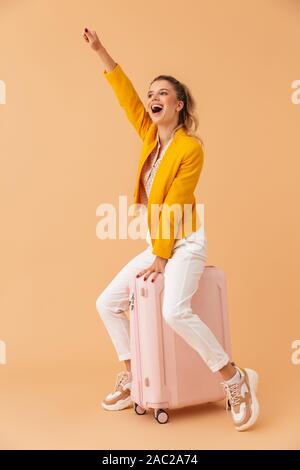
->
[154, 408, 169, 424]
[134, 403, 146, 415]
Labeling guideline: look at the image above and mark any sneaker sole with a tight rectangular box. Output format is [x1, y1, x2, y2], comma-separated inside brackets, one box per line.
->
[101, 395, 133, 411]
[235, 368, 259, 431]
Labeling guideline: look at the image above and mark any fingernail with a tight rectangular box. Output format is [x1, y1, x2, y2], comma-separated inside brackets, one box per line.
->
[85, 28, 88, 32]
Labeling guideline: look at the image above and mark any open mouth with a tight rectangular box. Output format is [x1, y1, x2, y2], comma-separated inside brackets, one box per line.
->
[151, 104, 164, 115]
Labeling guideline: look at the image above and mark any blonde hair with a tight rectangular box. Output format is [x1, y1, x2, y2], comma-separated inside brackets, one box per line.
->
[150, 74, 204, 149]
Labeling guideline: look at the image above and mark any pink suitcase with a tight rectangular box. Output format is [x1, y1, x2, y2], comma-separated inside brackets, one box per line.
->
[129, 265, 233, 424]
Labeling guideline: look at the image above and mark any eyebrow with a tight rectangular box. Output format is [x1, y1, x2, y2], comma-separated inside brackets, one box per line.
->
[147, 88, 170, 95]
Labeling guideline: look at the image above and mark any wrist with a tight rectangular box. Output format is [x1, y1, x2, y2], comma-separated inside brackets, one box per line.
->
[157, 255, 168, 263]
[96, 45, 106, 56]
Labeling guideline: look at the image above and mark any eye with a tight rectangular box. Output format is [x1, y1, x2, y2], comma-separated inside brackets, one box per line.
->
[147, 91, 168, 98]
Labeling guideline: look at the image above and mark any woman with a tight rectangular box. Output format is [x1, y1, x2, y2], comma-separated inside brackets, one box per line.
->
[83, 28, 259, 431]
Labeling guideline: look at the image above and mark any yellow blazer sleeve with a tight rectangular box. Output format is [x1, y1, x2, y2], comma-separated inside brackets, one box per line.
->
[151, 144, 204, 259]
[103, 63, 153, 141]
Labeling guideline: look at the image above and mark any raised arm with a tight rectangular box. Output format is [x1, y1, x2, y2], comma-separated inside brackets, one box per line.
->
[83, 28, 153, 141]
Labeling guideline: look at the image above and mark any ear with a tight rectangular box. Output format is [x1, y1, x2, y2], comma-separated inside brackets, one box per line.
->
[176, 100, 184, 112]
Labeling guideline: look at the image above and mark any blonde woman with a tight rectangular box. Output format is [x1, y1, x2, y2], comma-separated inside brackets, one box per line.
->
[83, 28, 259, 431]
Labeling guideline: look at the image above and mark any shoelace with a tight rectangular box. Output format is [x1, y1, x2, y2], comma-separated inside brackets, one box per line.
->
[221, 381, 241, 411]
[115, 371, 131, 391]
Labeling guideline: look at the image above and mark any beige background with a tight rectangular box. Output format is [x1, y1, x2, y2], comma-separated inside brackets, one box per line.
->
[0, 0, 300, 450]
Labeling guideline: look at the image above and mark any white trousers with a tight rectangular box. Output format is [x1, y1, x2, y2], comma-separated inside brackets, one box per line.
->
[96, 224, 230, 373]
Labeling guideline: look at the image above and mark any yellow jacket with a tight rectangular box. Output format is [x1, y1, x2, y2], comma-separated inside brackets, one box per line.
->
[103, 63, 204, 259]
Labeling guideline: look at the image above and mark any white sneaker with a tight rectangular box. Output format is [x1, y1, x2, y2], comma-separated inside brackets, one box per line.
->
[101, 371, 133, 411]
[221, 366, 260, 431]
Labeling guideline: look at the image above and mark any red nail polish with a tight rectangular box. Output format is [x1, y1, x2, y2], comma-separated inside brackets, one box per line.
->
[85, 28, 88, 32]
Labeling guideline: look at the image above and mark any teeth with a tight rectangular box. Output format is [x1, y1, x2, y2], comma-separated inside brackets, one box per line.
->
[151, 104, 163, 113]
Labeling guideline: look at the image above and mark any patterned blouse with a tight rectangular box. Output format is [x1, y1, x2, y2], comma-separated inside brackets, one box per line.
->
[139, 123, 184, 207]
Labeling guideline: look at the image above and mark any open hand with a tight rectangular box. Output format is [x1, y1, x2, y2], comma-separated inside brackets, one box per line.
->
[82, 28, 103, 51]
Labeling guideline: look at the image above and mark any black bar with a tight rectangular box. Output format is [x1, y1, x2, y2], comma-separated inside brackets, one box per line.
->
[0, 450, 299, 465]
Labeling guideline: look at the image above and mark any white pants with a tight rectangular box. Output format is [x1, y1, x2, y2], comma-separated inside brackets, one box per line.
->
[96, 224, 230, 373]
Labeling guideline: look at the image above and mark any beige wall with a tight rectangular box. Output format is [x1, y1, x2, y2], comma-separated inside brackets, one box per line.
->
[0, 0, 299, 450]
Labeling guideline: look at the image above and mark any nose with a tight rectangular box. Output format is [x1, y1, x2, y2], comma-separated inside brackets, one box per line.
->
[149, 92, 160, 102]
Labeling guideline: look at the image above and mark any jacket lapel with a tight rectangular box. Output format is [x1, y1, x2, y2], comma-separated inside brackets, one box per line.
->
[134, 126, 186, 204]
[134, 126, 186, 203]
[148, 135, 181, 202]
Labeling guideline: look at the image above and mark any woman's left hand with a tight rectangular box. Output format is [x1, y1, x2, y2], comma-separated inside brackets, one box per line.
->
[136, 256, 168, 283]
